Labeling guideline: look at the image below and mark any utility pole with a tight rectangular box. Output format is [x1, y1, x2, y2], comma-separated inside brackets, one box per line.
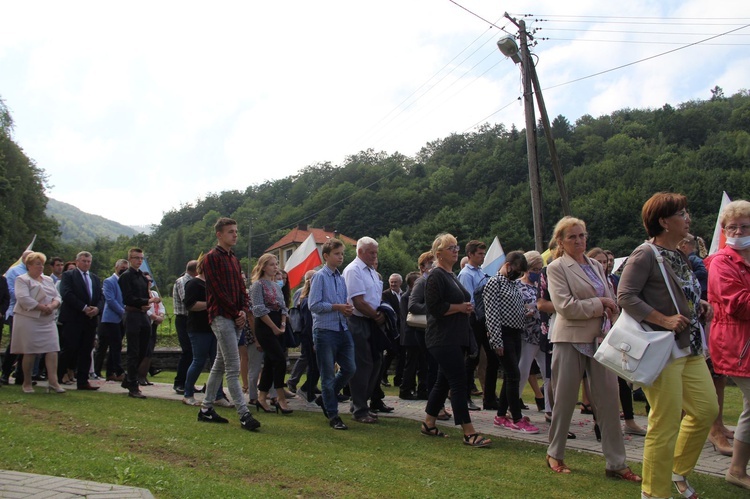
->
[247, 220, 253, 279]
[528, 56, 571, 216]
[499, 13, 572, 250]
[518, 19, 544, 252]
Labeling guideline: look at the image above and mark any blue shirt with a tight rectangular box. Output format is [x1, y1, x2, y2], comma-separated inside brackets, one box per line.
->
[5, 263, 27, 320]
[457, 263, 488, 305]
[309, 265, 349, 332]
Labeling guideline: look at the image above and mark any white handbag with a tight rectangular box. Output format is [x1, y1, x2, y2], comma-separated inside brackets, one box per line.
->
[594, 244, 680, 387]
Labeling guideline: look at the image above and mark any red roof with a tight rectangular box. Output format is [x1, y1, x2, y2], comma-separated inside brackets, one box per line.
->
[265, 226, 356, 252]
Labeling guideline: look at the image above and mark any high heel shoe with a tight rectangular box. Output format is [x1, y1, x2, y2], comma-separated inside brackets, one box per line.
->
[22, 386, 35, 394]
[535, 397, 545, 411]
[708, 432, 733, 456]
[46, 385, 66, 394]
[275, 404, 293, 415]
[255, 400, 273, 413]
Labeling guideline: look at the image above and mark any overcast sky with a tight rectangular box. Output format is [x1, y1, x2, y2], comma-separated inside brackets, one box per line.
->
[1, 0, 748, 226]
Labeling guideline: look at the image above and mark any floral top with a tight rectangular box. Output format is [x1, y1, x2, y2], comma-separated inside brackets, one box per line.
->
[517, 281, 542, 345]
[659, 246, 704, 356]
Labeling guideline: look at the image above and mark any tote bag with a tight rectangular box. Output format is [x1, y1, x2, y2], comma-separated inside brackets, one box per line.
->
[594, 244, 680, 387]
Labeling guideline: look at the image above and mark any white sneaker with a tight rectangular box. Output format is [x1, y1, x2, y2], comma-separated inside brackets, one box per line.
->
[215, 397, 235, 408]
[182, 397, 201, 406]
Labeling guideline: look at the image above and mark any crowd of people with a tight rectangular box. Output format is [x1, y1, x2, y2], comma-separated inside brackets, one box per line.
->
[1, 195, 750, 496]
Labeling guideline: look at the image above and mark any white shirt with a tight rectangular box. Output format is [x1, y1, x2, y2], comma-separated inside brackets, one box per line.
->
[342, 257, 382, 318]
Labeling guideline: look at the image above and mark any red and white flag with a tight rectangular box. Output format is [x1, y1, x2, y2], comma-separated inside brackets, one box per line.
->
[709, 191, 732, 255]
[284, 233, 322, 288]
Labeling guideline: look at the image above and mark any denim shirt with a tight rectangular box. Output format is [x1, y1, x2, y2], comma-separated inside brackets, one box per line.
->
[309, 265, 349, 332]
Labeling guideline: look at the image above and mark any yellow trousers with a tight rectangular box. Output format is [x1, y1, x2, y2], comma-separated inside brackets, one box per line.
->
[642, 355, 718, 498]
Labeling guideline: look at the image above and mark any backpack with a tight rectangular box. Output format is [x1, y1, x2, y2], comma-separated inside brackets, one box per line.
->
[472, 274, 490, 323]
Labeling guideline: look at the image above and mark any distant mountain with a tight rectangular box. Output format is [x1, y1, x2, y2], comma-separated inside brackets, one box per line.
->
[128, 224, 153, 235]
[46, 198, 139, 244]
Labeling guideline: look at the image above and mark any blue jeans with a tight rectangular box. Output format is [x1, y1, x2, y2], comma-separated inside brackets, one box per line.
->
[185, 331, 222, 399]
[202, 316, 248, 417]
[314, 328, 356, 419]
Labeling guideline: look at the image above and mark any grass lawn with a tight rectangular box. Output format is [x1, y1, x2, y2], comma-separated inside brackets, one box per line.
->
[0, 377, 745, 498]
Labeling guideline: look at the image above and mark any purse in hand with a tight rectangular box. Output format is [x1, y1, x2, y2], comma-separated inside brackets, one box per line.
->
[594, 243, 680, 387]
[406, 312, 427, 329]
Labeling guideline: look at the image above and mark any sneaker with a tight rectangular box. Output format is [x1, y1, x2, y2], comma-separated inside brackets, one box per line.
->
[240, 412, 261, 431]
[174, 385, 185, 395]
[493, 415, 509, 428]
[511, 418, 540, 434]
[182, 396, 201, 406]
[330, 416, 348, 430]
[215, 397, 235, 408]
[198, 407, 229, 424]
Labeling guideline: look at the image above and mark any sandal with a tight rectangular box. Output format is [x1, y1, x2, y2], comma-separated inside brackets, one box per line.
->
[436, 409, 452, 421]
[606, 467, 642, 483]
[463, 433, 491, 448]
[577, 402, 593, 415]
[672, 473, 698, 498]
[421, 422, 448, 438]
[546, 455, 571, 474]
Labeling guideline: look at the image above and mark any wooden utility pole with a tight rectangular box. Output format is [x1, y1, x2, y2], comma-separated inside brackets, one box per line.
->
[247, 220, 253, 279]
[529, 62, 571, 216]
[501, 12, 572, 245]
[519, 20, 545, 252]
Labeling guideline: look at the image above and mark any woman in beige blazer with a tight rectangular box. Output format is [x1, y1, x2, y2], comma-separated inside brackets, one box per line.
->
[545, 216, 641, 484]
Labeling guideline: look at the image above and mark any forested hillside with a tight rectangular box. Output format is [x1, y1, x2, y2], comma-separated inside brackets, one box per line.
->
[0, 99, 59, 269]
[46, 198, 139, 244]
[127, 89, 750, 287]
[3, 91, 750, 289]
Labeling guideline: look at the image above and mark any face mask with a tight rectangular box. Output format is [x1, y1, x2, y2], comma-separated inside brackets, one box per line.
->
[117, 268, 127, 276]
[276, 280, 284, 288]
[506, 270, 522, 281]
[726, 235, 750, 250]
[527, 271, 540, 283]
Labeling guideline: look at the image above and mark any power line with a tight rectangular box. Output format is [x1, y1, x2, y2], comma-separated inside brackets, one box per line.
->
[545, 38, 750, 46]
[462, 97, 521, 133]
[539, 27, 750, 36]
[532, 19, 748, 26]
[542, 23, 750, 91]
[512, 13, 750, 21]
[449, 0, 513, 33]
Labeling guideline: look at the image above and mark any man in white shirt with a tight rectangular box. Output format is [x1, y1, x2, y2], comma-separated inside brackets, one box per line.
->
[342, 237, 385, 424]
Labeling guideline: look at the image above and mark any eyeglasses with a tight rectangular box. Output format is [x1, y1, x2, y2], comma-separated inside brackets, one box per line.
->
[673, 210, 690, 220]
[565, 233, 588, 241]
[725, 224, 750, 234]
[444, 245, 460, 252]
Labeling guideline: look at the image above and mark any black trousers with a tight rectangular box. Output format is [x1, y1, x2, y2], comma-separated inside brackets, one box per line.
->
[124, 311, 151, 390]
[400, 345, 428, 394]
[497, 326, 523, 421]
[426, 344, 471, 426]
[95, 321, 124, 377]
[465, 316, 499, 402]
[174, 314, 192, 388]
[58, 320, 97, 388]
[255, 312, 287, 391]
[299, 332, 320, 401]
[1, 316, 19, 380]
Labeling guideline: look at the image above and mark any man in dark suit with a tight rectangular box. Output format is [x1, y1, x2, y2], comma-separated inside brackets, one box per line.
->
[58, 251, 103, 390]
[379, 273, 403, 388]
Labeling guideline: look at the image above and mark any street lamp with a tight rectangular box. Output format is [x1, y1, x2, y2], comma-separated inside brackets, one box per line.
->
[497, 34, 521, 64]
